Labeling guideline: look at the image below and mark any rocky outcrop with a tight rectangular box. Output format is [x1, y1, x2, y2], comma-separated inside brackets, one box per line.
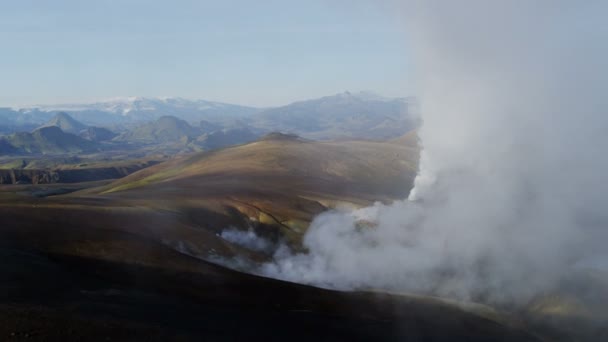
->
[0, 162, 159, 184]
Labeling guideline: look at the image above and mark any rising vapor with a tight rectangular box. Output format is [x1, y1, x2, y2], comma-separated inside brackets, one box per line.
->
[261, 1, 608, 305]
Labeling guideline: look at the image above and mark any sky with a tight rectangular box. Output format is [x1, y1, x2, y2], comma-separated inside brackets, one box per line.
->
[0, 0, 409, 107]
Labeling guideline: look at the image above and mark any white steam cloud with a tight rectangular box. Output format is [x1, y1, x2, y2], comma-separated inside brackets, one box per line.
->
[261, 1, 608, 304]
[220, 228, 273, 253]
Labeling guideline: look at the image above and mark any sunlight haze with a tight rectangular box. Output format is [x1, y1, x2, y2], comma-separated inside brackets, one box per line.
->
[0, 0, 409, 107]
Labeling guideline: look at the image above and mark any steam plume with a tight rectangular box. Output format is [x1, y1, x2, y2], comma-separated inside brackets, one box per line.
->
[261, 1, 608, 304]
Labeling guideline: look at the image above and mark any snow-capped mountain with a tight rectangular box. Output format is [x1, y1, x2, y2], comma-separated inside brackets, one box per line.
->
[2, 92, 419, 140]
[27, 97, 259, 125]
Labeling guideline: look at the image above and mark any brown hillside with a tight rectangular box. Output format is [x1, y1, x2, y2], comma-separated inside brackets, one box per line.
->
[78, 136, 419, 247]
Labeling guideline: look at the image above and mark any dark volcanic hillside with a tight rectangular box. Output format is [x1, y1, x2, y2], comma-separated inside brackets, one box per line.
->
[1, 126, 97, 154]
[0, 132, 546, 340]
[0, 202, 540, 341]
[0, 131, 596, 340]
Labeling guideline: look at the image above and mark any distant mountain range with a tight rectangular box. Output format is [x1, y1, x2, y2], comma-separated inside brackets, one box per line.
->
[0, 126, 96, 155]
[26, 97, 259, 126]
[1, 92, 419, 141]
[114, 115, 201, 144]
[0, 112, 263, 155]
[248, 91, 419, 140]
[114, 115, 260, 148]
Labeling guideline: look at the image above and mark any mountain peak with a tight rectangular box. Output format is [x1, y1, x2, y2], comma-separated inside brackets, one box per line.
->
[39, 112, 87, 134]
[333, 90, 388, 101]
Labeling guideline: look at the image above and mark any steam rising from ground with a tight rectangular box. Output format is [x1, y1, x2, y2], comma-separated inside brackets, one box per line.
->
[260, 1, 608, 304]
[220, 228, 273, 253]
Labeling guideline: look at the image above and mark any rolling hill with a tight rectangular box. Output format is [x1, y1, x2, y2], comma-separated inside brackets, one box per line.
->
[103, 132, 418, 197]
[88, 133, 419, 249]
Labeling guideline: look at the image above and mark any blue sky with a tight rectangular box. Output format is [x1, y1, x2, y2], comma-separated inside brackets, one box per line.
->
[0, 0, 409, 107]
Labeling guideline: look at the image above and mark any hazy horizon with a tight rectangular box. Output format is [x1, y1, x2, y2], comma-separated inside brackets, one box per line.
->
[0, 0, 410, 108]
[5, 90, 409, 110]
